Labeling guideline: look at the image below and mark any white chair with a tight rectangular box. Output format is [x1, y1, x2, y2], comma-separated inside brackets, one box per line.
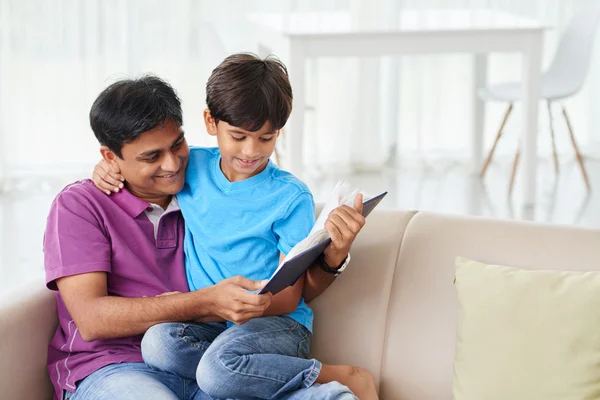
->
[478, 5, 600, 192]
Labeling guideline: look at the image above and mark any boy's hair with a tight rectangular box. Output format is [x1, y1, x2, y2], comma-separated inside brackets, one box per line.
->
[206, 53, 293, 132]
[90, 75, 183, 158]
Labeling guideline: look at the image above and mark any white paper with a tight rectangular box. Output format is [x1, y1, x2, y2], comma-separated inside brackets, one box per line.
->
[279, 179, 368, 266]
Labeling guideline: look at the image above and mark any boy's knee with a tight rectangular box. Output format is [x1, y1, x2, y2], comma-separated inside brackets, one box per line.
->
[195, 346, 238, 398]
[141, 323, 179, 369]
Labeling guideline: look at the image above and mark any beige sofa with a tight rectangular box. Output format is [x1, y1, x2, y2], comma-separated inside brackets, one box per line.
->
[2, 208, 600, 399]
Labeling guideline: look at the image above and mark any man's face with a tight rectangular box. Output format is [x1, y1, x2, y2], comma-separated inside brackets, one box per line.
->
[103, 119, 189, 201]
[204, 110, 279, 182]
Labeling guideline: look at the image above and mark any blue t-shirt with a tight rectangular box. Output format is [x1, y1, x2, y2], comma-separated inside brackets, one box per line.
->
[177, 147, 315, 331]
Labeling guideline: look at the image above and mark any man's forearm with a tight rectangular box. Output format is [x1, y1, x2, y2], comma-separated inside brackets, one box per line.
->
[78, 289, 215, 341]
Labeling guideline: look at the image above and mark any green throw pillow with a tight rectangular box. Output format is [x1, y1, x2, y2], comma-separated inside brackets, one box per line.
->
[453, 257, 600, 400]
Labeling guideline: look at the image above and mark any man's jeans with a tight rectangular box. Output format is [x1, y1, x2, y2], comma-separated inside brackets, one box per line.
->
[63, 362, 212, 400]
[141, 316, 358, 400]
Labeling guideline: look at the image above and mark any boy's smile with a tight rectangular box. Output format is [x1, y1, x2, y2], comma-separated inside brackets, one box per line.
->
[204, 109, 280, 182]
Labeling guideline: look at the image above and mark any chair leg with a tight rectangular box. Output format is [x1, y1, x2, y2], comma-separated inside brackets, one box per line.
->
[547, 100, 560, 174]
[480, 103, 514, 178]
[562, 106, 591, 190]
[508, 147, 520, 195]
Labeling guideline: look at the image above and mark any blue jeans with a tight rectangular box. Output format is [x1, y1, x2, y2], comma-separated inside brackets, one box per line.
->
[63, 362, 213, 400]
[141, 316, 357, 400]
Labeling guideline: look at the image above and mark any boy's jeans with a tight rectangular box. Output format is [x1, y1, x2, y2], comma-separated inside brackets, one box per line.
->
[141, 316, 358, 400]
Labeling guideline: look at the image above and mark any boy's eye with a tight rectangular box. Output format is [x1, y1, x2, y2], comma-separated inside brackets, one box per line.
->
[231, 135, 245, 141]
[260, 137, 274, 142]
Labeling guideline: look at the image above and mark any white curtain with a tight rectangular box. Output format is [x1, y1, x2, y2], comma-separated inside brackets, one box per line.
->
[0, 0, 599, 187]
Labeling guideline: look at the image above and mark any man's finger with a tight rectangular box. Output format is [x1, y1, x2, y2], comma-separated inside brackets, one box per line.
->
[227, 276, 267, 291]
[239, 291, 272, 307]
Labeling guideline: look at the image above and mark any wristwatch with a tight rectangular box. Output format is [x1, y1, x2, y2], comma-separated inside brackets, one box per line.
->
[317, 253, 351, 276]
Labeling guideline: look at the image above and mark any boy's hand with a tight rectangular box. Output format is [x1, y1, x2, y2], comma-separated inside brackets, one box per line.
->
[92, 160, 124, 195]
[323, 194, 366, 268]
[208, 276, 272, 325]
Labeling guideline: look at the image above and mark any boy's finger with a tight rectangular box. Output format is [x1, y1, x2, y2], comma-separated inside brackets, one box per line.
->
[93, 173, 114, 195]
[103, 174, 124, 191]
[331, 206, 366, 231]
[325, 218, 344, 244]
[108, 170, 125, 183]
[353, 193, 364, 214]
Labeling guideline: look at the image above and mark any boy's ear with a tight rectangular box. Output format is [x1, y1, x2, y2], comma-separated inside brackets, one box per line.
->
[99, 146, 122, 172]
[204, 109, 218, 136]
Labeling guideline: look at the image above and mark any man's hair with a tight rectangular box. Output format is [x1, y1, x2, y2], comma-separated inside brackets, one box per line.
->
[206, 53, 293, 132]
[90, 75, 183, 158]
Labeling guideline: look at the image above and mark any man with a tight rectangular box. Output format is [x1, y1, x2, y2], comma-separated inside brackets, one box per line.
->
[45, 75, 367, 400]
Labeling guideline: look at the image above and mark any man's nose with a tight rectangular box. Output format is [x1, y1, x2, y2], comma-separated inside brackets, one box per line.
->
[162, 152, 180, 172]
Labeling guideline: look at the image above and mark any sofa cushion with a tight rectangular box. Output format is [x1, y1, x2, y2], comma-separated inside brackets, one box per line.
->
[453, 257, 600, 400]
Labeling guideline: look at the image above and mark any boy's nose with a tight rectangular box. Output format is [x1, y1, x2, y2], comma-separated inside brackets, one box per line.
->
[242, 141, 260, 158]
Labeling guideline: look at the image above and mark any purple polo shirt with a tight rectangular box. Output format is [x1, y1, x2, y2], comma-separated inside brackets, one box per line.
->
[44, 180, 189, 400]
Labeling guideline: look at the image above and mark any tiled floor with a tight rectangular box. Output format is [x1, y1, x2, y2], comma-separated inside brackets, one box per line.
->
[1, 154, 598, 293]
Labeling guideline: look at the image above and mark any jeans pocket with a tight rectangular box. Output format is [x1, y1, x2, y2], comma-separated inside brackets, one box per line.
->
[297, 332, 312, 359]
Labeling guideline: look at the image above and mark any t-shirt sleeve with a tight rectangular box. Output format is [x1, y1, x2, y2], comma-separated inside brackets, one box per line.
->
[273, 191, 316, 255]
[44, 190, 112, 290]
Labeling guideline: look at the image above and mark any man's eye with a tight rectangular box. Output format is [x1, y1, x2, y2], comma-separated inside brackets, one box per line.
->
[144, 156, 159, 163]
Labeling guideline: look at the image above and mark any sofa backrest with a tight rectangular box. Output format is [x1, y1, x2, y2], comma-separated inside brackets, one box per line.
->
[309, 209, 416, 389]
[0, 283, 56, 400]
[378, 212, 600, 399]
[6, 209, 600, 400]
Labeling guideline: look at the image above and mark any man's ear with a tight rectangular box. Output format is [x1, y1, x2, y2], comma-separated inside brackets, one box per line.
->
[204, 109, 218, 137]
[99, 146, 122, 173]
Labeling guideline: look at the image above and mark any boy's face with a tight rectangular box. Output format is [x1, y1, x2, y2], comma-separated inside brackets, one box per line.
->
[101, 119, 189, 202]
[204, 109, 279, 182]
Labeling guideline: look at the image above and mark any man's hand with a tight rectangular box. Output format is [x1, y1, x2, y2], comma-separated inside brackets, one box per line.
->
[322, 193, 366, 268]
[206, 276, 272, 325]
[92, 160, 124, 195]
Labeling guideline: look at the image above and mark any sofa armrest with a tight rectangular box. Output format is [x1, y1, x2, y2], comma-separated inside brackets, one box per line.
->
[0, 280, 57, 400]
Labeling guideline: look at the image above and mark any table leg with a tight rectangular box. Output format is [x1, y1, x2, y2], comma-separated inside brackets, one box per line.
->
[471, 54, 488, 173]
[287, 39, 306, 177]
[521, 35, 543, 208]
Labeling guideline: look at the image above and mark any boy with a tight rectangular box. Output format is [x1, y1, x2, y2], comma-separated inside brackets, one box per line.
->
[94, 54, 377, 399]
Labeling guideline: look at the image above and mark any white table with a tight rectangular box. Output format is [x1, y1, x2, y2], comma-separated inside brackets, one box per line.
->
[248, 8, 547, 208]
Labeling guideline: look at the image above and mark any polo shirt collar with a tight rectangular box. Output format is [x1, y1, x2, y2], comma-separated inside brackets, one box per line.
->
[110, 187, 152, 218]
